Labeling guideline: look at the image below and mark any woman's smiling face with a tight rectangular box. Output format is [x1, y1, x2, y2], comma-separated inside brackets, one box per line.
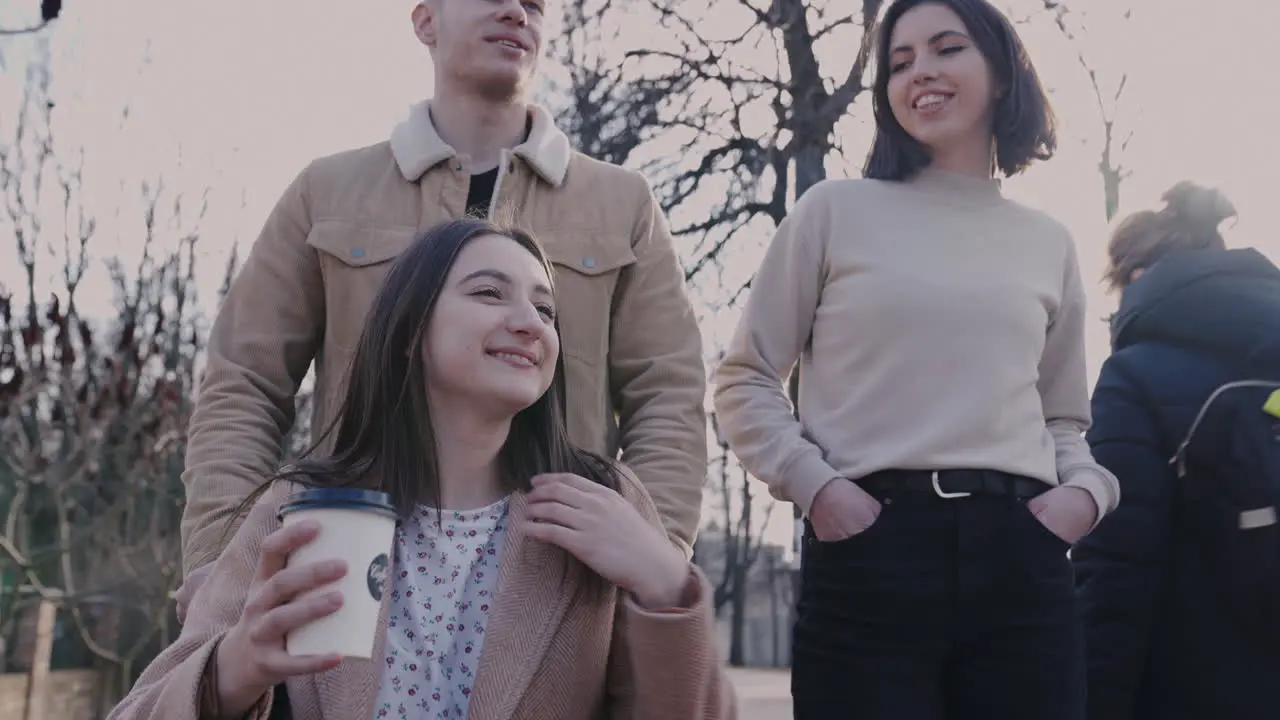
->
[423, 233, 560, 419]
[885, 2, 998, 159]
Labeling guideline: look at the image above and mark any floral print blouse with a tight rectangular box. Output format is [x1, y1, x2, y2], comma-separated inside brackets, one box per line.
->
[372, 497, 510, 719]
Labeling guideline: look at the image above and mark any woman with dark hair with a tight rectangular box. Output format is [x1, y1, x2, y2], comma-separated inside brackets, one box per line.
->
[713, 1, 1116, 718]
[1075, 183, 1280, 720]
[109, 219, 733, 720]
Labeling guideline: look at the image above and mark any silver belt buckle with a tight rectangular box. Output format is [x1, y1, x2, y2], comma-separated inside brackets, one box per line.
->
[931, 470, 971, 499]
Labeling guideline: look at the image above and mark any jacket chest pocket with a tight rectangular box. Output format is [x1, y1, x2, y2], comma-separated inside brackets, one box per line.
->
[543, 234, 636, 368]
[306, 219, 417, 353]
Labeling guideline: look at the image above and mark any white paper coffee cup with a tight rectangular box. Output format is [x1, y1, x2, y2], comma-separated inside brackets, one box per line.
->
[277, 488, 396, 659]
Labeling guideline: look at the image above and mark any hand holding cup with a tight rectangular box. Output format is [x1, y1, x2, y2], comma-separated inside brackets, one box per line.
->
[214, 521, 347, 717]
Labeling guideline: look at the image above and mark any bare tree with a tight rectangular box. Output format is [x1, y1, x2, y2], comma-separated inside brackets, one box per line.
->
[547, 0, 697, 167]
[698, 412, 775, 666]
[550, 0, 885, 279]
[762, 544, 795, 667]
[1038, 1, 1134, 221]
[551, 0, 889, 631]
[626, 0, 887, 594]
[0, 0, 63, 37]
[621, 0, 885, 289]
[0, 56, 231, 707]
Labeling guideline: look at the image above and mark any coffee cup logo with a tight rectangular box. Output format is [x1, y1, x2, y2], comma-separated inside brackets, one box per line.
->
[366, 553, 389, 601]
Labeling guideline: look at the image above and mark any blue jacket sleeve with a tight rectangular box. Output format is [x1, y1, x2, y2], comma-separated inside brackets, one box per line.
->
[1073, 356, 1176, 720]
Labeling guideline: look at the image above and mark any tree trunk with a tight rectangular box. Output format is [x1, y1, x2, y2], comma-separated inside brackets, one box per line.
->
[788, 138, 829, 602]
[22, 599, 56, 720]
[767, 551, 780, 667]
[728, 549, 749, 666]
[793, 142, 828, 201]
[728, 478, 753, 666]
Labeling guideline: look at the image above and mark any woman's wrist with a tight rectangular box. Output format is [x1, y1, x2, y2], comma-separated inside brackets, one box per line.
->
[212, 634, 267, 719]
[630, 550, 692, 610]
[1063, 485, 1100, 529]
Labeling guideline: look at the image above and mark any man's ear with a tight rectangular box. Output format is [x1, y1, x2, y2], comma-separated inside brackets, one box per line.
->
[412, 0, 438, 48]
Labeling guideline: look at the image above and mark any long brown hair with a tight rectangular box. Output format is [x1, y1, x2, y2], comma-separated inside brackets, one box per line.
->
[229, 218, 621, 537]
[1104, 182, 1237, 291]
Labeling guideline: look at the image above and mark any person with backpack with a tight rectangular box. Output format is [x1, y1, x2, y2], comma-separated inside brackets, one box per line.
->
[1074, 181, 1280, 720]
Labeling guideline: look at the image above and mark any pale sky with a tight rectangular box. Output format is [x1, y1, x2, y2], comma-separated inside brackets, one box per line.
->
[1, 0, 1277, 553]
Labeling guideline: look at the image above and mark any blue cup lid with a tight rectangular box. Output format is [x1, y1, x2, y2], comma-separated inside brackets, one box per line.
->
[278, 488, 396, 520]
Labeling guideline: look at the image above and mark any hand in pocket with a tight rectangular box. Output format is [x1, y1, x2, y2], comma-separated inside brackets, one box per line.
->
[809, 480, 882, 542]
[1026, 486, 1098, 546]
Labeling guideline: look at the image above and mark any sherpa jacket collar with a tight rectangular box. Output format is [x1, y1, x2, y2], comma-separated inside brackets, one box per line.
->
[389, 99, 572, 187]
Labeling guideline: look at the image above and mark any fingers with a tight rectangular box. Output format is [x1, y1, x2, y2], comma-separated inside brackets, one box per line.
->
[527, 480, 589, 507]
[256, 521, 321, 585]
[525, 498, 582, 529]
[247, 559, 347, 618]
[260, 650, 344, 680]
[249, 590, 344, 645]
[531, 473, 601, 498]
[813, 520, 855, 543]
[525, 519, 581, 551]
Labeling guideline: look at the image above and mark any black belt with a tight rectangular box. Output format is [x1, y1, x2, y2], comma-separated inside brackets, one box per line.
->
[855, 469, 1047, 500]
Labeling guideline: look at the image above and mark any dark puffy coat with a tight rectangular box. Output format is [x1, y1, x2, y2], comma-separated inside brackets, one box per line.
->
[1074, 248, 1280, 720]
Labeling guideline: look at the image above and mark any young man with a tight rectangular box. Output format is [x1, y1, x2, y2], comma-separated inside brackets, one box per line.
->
[174, 0, 707, 619]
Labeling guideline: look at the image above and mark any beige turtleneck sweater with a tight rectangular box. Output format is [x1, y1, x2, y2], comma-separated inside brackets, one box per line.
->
[712, 167, 1120, 523]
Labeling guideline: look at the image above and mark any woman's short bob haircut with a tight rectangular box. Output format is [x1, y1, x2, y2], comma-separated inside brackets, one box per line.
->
[863, 0, 1058, 181]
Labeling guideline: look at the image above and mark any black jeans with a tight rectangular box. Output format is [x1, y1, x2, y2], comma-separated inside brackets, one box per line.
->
[792, 479, 1085, 720]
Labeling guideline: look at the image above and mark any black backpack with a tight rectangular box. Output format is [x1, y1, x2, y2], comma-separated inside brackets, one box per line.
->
[1169, 379, 1280, 648]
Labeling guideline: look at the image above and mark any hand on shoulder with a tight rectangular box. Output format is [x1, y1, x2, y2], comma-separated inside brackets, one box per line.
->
[525, 472, 690, 610]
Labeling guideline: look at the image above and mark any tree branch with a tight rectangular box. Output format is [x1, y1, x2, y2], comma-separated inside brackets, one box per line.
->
[0, 20, 51, 37]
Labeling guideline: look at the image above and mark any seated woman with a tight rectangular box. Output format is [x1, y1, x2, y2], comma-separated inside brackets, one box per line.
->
[109, 219, 733, 720]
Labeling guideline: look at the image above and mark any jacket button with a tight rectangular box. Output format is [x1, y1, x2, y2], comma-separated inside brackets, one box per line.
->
[350, 248, 366, 259]
[582, 257, 596, 269]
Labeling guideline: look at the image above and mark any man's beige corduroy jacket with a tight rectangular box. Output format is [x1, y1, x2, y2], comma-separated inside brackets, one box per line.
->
[179, 102, 707, 573]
